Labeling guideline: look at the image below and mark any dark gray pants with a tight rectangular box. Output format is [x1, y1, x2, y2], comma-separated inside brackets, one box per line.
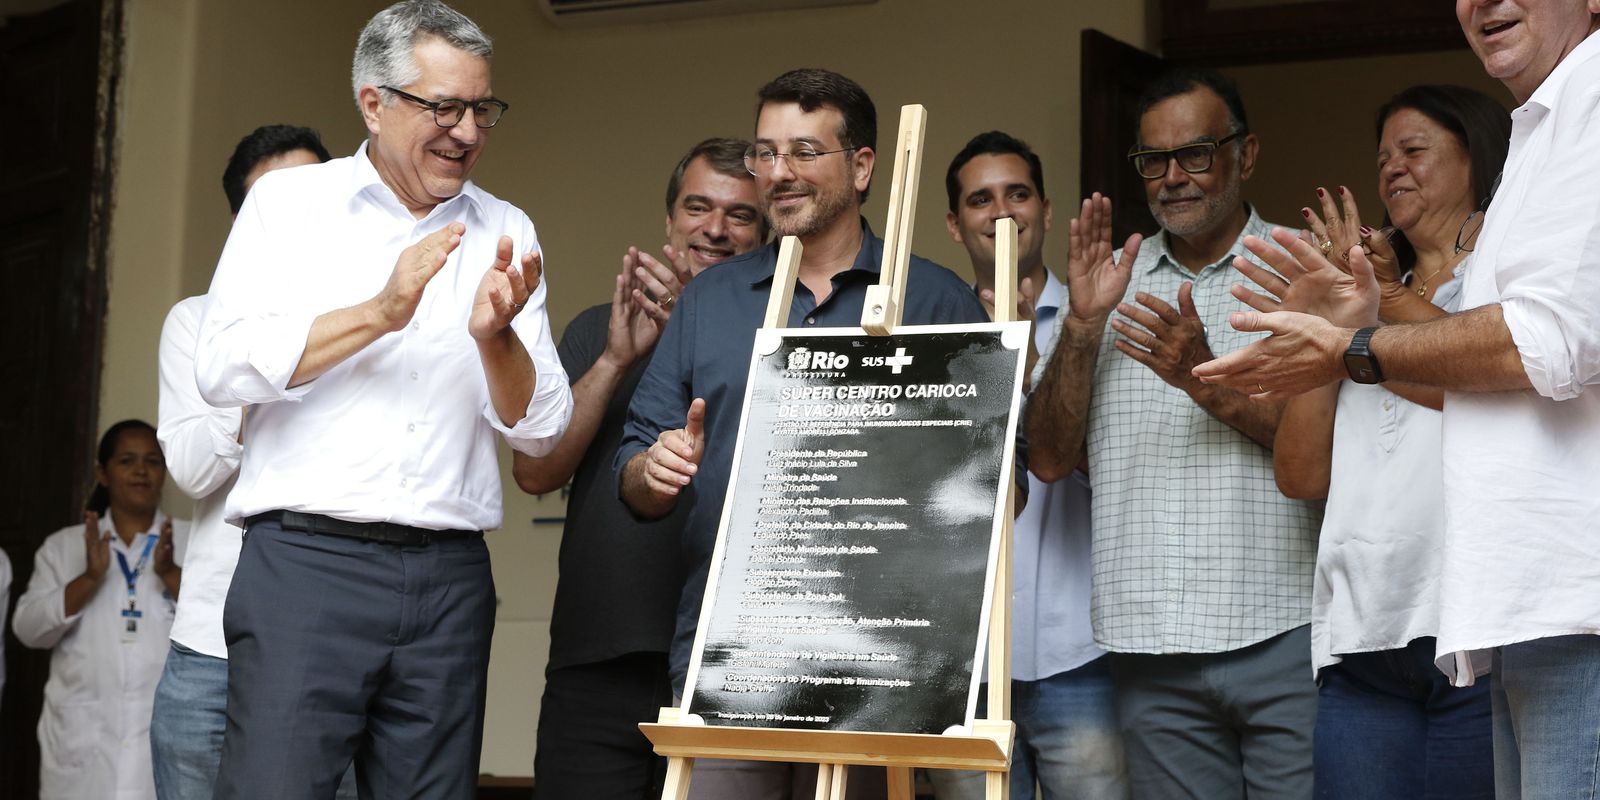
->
[214, 519, 496, 800]
[1111, 625, 1316, 800]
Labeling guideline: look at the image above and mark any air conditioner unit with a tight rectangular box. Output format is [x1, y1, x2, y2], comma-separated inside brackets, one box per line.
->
[535, 0, 878, 28]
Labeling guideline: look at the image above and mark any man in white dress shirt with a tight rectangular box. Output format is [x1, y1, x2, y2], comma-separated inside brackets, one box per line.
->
[152, 124, 358, 800]
[1194, 2, 1600, 795]
[192, 2, 572, 797]
[931, 131, 1128, 799]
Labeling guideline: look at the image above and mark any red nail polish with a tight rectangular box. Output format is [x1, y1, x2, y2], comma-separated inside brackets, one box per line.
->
[1359, 225, 1373, 235]
[1301, 208, 1312, 218]
[1316, 188, 1326, 198]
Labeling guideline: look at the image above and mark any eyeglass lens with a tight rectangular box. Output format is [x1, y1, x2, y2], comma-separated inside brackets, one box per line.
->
[432, 100, 504, 128]
[744, 147, 829, 175]
[1134, 144, 1216, 180]
[1456, 211, 1485, 253]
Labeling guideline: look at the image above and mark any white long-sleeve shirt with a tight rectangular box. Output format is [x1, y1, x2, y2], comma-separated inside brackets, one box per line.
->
[194, 143, 572, 531]
[157, 295, 241, 659]
[1436, 30, 1600, 683]
[13, 512, 188, 800]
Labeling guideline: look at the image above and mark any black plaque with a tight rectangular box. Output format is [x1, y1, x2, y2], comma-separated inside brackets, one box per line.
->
[684, 323, 1027, 735]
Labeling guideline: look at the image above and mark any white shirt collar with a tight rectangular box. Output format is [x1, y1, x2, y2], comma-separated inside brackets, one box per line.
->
[1524, 29, 1600, 113]
[1035, 268, 1066, 315]
[350, 140, 486, 220]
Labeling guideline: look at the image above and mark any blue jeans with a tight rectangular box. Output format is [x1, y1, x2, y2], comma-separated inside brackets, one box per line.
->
[1314, 637, 1493, 799]
[1492, 634, 1600, 800]
[151, 642, 357, 800]
[930, 656, 1129, 799]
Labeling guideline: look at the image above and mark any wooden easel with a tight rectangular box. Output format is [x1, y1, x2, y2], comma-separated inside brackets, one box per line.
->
[642, 105, 1020, 800]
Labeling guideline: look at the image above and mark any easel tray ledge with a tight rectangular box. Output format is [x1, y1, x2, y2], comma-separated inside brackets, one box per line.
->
[641, 714, 1014, 772]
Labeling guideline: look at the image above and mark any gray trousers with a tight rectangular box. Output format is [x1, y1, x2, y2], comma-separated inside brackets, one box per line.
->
[214, 519, 497, 800]
[1110, 625, 1316, 800]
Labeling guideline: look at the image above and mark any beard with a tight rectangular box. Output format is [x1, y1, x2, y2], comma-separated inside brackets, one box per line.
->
[765, 174, 856, 238]
[1149, 168, 1243, 239]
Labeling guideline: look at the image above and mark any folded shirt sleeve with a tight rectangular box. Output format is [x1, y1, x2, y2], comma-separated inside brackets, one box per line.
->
[193, 176, 319, 407]
[1497, 81, 1600, 400]
[158, 298, 244, 499]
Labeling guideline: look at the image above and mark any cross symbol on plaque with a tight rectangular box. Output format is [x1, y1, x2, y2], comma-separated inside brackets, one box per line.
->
[885, 347, 914, 374]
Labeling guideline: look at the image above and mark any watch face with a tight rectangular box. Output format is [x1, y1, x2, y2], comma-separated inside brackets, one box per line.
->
[1343, 353, 1381, 384]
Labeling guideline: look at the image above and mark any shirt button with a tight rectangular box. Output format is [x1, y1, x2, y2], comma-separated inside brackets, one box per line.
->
[805, 317, 816, 325]
[399, 478, 408, 488]
[407, 423, 416, 432]
[410, 371, 419, 380]
[411, 321, 420, 331]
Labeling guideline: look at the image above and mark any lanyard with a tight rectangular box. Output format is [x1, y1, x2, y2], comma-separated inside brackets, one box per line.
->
[114, 533, 159, 601]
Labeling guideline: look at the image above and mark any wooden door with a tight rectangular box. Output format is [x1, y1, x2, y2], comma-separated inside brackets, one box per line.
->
[0, 0, 115, 794]
[1079, 29, 1169, 245]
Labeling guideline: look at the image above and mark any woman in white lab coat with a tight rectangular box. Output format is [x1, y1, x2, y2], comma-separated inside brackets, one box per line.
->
[14, 419, 188, 799]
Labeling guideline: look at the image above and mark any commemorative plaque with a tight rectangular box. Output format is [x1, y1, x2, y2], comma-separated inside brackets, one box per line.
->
[682, 322, 1028, 736]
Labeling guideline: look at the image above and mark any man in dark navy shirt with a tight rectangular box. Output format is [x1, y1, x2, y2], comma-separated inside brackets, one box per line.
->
[616, 67, 987, 800]
[514, 138, 764, 800]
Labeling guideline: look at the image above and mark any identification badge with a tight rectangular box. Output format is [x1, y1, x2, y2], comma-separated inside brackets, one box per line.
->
[121, 600, 142, 643]
[116, 534, 157, 644]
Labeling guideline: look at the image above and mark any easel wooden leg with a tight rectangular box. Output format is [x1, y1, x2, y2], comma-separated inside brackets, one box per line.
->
[886, 766, 914, 799]
[985, 769, 1008, 800]
[661, 756, 693, 800]
[813, 762, 850, 799]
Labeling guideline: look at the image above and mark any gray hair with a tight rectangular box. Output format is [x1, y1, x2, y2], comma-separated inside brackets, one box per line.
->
[351, 0, 493, 105]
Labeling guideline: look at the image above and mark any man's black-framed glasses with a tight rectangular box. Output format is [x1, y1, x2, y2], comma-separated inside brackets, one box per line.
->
[381, 86, 509, 129]
[1127, 130, 1246, 180]
[744, 144, 858, 176]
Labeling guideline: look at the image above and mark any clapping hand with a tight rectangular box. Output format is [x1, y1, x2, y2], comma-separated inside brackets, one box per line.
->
[977, 276, 1038, 323]
[1066, 194, 1142, 324]
[1229, 228, 1381, 329]
[470, 235, 542, 340]
[374, 223, 463, 331]
[82, 511, 110, 583]
[153, 518, 177, 580]
[1301, 186, 1401, 291]
[1112, 283, 1213, 391]
[600, 258, 663, 370]
[629, 245, 694, 324]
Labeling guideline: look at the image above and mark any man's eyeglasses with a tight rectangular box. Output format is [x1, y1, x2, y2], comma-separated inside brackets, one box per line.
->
[1454, 172, 1501, 255]
[1127, 131, 1246, 180]
[381, 86, 508, 129]
[744, 144, 858, 176]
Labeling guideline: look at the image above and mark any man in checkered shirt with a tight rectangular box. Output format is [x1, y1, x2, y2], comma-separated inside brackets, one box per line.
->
[1026, 68, 1322, 799]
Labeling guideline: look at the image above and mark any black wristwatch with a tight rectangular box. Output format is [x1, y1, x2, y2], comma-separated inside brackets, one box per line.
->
[1343, 326, 1384, 384]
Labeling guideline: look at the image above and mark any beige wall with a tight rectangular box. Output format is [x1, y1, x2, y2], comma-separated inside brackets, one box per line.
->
[104, 0, 1150, 777]
[99, 0, 196, 434]
[1224, 49, 1513, 234]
